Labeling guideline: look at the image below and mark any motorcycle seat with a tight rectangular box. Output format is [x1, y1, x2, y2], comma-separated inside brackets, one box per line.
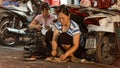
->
[4, 5, 28, 12]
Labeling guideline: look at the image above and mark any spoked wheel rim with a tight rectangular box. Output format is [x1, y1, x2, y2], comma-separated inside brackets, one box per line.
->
[0, 18, 19, 46]
[1, 28, 17, 45]
[96, 36, 115, 65]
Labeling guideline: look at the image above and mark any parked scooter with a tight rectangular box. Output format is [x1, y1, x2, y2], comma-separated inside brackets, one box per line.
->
[67, 6, 120, 64]
[0, 0, 42, 46]
[84, 12, 120, 64]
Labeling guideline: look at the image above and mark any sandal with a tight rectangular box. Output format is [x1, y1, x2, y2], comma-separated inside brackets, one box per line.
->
[24, 55, 36, 61]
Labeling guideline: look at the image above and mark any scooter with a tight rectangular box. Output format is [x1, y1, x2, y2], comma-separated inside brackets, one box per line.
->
[0, 0, 42, 46]
[68, 6, 120, 64]
[84, 12, 120, 64]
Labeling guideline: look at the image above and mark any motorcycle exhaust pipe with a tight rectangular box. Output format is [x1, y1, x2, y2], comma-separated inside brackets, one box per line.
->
[6, 27, 26, 35]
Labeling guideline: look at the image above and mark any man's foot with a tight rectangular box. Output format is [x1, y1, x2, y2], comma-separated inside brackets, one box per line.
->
[24, 56, 36, 61]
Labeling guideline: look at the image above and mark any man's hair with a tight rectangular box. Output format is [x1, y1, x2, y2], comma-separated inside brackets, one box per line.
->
[40, 2, 50, 11]
[57, 4, 70, 16]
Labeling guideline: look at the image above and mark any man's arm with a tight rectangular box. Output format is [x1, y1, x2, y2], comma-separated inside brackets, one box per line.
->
[51, 28, 59, 56]
[65, 33, 80, 57]
[28, 20, 41, 30]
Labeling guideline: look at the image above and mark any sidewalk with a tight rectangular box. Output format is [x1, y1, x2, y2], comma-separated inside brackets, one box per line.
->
[0, 45, 118, 68]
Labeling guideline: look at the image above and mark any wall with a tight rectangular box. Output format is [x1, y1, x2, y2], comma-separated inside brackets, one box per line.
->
[0, 0, 4, 5]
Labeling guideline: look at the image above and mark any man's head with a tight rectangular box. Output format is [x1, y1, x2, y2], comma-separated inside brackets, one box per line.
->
[40, 2, 50, 18]
[57, 5, 70, 26]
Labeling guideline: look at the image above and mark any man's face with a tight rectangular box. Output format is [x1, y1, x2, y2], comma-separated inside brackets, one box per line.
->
[58, 12, 70, 26]
[42, 9, 50, 18]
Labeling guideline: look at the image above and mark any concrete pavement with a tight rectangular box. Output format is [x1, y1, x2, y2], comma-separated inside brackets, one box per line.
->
[0, 45, 119, 68]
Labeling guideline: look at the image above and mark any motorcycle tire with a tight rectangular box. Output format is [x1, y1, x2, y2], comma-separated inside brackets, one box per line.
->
[0, 17, 21, 46]
[95, 36, 115, 65]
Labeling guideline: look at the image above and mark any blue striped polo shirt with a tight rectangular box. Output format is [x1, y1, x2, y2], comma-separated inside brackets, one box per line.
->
[54, 20, 81, 36]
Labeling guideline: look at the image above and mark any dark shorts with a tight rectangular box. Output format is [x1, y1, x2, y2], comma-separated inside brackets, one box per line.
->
[59, 32, 73, 45]
[45, 29, 53, 42]
[46, 30, 73, 45]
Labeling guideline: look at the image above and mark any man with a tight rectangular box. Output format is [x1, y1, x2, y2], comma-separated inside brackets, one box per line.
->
[25, 2, 56, 61]
[51, 5, 81, 61]
[28, 2, 56, 33]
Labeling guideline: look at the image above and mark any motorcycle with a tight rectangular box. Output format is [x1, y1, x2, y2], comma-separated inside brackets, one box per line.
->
[84, 11, 120, 64]
[67, 6, 120, 64]
[0, 0, 42, 46]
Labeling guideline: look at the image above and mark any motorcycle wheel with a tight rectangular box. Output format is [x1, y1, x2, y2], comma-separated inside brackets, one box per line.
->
[95, 36, 115, 65]
[0, 17, 21, 46]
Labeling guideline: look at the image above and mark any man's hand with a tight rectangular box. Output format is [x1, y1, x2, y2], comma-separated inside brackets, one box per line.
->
[59, 54, 68, 61]
[45, 26, 51, 30]
[35, 25, 41, 31]
[51, 50, 57, 57]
